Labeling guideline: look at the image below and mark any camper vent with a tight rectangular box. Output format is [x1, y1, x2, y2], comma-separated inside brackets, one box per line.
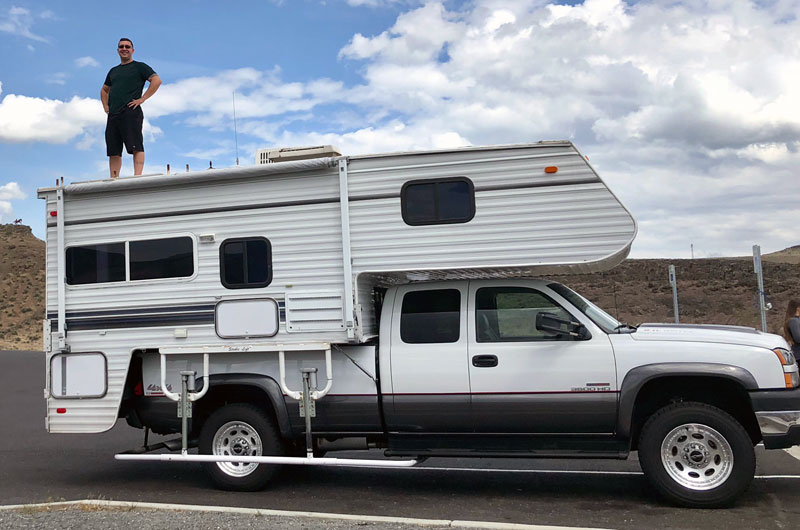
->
[256, 145, 341, 164]
[285, 291, 345, 333]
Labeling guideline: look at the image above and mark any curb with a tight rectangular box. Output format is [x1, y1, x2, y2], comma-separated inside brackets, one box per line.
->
[0, 499, 614, 530]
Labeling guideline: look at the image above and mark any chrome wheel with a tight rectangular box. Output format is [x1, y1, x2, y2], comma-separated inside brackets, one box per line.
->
[212, 420, 263, 477]
[660, 422, 733, 491]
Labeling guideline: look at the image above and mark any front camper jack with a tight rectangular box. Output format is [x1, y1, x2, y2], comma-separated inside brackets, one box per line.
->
[115, 343, 418, 469]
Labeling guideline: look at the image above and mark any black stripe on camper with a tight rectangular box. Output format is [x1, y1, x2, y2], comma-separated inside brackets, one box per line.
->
[48, 302, 286, 331]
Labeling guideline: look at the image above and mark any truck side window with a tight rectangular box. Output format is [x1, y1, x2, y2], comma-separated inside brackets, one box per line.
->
[476, 287, 574, 342]
[400, 289, 461, 343]
[401, 177, 475, 226]
[220, 237, 272, 289]
[66, 242, 125, 285]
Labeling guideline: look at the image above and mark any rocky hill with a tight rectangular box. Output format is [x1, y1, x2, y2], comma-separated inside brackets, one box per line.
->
[1, 223, 798, 350]
[546, 257, 800, 335]
[0, 224, 45, 349]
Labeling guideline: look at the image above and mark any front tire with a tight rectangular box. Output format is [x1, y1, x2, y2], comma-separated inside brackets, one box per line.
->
[199, 403, 283, 491]
[638, 401, 755, 508]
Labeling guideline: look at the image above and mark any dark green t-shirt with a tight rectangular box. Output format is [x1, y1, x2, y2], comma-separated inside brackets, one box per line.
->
[104, 61, 156, 115]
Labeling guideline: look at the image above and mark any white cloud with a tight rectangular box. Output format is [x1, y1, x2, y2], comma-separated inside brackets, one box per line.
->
[0, 182, 25, 223]
[0, 182, 25, 201]
[0, 6, 49, 42]
[0, 83, 105, 143]
[75, 56, 99, 68]
[329, 0, 800, 256]
[46, 72, 67, 85]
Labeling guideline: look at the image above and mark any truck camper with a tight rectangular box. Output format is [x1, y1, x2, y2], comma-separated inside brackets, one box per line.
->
[39, 142, 800, 507]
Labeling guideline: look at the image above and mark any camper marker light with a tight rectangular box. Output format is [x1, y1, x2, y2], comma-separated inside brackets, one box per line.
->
[49, 211, 57, 217]
[56, 408, 66, 414]
[544, 166, 558, 174]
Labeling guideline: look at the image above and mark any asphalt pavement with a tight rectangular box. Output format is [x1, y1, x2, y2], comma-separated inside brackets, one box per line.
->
[3, 349, 800, 530]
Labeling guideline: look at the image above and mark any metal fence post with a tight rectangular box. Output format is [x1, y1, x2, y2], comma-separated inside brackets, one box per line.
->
[753, 245, 767, 332]
[669, 264, 679, 324]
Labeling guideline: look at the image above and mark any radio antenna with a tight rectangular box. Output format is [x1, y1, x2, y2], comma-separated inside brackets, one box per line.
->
[232, 90, 240, 166]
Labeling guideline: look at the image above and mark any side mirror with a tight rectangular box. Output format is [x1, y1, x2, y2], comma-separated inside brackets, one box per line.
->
[535, 312, 591, 340]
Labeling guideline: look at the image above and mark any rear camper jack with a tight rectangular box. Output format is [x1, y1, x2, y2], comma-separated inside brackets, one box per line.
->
[116, 344, 417, 469]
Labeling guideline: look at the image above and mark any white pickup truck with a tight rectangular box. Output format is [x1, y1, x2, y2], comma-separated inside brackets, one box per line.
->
[39, 143, 799, 508]
[128, 278, 800, 508]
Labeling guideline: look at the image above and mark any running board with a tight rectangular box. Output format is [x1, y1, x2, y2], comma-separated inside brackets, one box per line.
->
[115, 453, 418, 468]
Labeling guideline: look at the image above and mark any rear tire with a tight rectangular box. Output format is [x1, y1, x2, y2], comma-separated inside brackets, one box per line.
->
[199, 403, 283, 491]
[638, 401, 755, 508]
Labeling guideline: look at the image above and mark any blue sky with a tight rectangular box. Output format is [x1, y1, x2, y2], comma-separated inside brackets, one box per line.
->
[1, 0, 799, 258]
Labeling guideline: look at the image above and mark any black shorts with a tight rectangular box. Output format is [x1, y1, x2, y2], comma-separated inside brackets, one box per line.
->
[105, 106, 144, 156]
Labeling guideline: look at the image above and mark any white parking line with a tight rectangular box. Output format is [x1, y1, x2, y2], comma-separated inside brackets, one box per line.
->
[0, 499, 614, 530]
[784, 447, 800, 461]
[391, 465, 800, 479]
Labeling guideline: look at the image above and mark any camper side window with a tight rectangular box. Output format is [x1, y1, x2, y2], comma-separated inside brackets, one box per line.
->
[66, 243, 126, 285]
[130, 237, 194, 281]
[66, 237, 195, 285]
[401, 177, 475, 226]
[220, 237, 272, 289]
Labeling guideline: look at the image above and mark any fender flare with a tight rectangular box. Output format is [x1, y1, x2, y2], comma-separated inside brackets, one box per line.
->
[204, 373, 292, 438]
[616, 363, 757, 439]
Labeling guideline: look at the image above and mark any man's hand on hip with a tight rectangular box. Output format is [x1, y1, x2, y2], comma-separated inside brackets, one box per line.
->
[127, 98, 145, 109]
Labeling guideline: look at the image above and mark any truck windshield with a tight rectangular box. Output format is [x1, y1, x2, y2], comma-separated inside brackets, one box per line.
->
[547, 283, 621, 333]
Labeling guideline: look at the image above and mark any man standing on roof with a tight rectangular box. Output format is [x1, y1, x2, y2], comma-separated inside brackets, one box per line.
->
[101, 38, 161, 179]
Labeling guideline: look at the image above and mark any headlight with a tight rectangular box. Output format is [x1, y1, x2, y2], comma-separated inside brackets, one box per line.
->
[773, 348, 796, 366]
[773, 348, 799, 388]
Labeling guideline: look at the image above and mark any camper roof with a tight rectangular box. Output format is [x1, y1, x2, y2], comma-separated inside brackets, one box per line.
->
[38, 141, 574, 196]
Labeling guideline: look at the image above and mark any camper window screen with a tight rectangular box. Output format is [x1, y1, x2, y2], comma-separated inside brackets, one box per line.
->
[220, 237, 272, 289]
[129, 237, 194, 281]
[400, 289, 461, 343]
[401, 177, 475, 226]
[66, 243, 125, 285]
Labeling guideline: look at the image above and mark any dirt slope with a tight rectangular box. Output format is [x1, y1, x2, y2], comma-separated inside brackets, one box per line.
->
[1, 223, 798, 350]
[0, 224, 45, 349]
[546, 257, 800, 336]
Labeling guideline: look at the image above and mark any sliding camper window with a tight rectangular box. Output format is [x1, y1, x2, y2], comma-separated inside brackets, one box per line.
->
[66, 243, 126, 285]
[400, 289, 461, 343]
[66, 236, 194, 285]
[130, 237, 194, 281]
[401, 177, 475, 226]
[220, 237, 272, 289]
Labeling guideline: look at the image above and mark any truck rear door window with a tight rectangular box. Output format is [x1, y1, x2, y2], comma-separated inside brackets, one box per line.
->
[220, 237, 272, 289]
[66, 243, 125, 285]
[476, 287, 574, 342]
[400, 289, 461, 343]
[401, 177, 475, 226]
[130, 237, 194, 281]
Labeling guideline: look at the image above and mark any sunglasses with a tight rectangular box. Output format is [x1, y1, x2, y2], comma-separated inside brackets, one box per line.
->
[118, 44, 132, 49]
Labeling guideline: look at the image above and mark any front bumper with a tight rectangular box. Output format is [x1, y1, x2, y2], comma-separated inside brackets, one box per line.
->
[750, 388, 800, 449]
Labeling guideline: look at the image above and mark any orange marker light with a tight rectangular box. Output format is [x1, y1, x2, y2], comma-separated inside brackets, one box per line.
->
[545, 166, 558, 174]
